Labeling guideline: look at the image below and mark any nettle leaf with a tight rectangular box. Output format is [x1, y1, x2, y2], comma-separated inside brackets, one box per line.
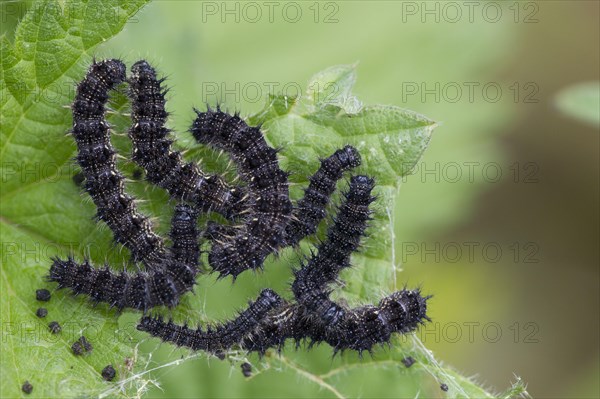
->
[0, 1, 150, 398]
[252, 64, 436, 185]
[304, 63, 360, 112]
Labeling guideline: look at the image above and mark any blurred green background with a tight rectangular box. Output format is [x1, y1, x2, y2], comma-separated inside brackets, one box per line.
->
[4, 1, 598, 397]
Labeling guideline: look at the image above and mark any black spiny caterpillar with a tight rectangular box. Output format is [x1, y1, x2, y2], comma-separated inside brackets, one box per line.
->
[292, 175, 375, 326]
[191, 107, 293, 278]
[284, 145, 362, 247]
[47, 59, 363, 308]
[128, 61, 247, 219]
[127, 60, 363, 278]
[138, 289, 284, 353]
[46, 59, 430, 358]
[69, 59, 165, 267]
[138, 176, 430, 355]
[48, 204, 202, 311]
[48, 60, 202, 311]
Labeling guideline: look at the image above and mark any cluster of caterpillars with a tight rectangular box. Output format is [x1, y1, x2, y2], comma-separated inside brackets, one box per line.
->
[48, 59, 430, 357]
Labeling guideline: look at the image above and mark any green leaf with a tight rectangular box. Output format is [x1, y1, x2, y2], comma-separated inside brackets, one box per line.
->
[251, 64, 437, 186]
[1, 1, 150, 398]
[304, 63, 360, 112]
[555, 81, 600, 127]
